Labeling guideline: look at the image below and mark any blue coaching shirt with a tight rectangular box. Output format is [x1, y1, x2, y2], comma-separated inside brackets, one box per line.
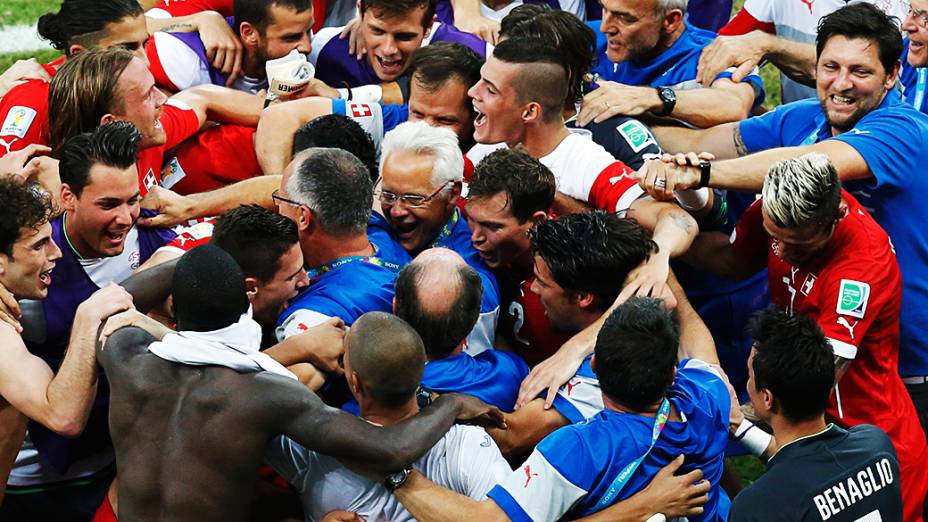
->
[900, 39, 928, 114]
[738, 89, 928, 377]
[423, 350, 529, 412]
[487, 359, 731, 521]
[590, 23, 765, 109]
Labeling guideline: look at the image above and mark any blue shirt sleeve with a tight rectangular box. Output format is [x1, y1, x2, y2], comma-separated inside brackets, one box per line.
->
[831, 108, 925, 191]
[738, 106, 789, 153]
[381, 104, 409, 133]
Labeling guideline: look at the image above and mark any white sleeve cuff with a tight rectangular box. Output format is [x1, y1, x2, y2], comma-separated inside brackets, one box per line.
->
[827, 337, 858, 360]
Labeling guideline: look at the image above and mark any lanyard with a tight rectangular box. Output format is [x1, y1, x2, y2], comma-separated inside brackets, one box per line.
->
[593, 399, 672, 511]
[305, 248, 400, 284]
[915, 68, 927, 112]
[429, 209, 460, 248]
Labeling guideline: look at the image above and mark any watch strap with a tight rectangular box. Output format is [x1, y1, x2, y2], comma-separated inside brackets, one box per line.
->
[698, 160, 711, 188]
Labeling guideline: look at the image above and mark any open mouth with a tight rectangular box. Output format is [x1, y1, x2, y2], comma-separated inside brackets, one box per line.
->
[473, 103, 487, 128]
[828, 94, 856, 109]
[912, 40, 925, 51]
[39, 266, 53, 286]
[376, 56, 404, 76]
[105, 230, 128, 246]
[394, 220, 418, 239]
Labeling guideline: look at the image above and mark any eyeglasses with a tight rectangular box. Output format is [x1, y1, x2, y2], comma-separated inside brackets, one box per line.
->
[908, 7, 928, 29]
[378, 181, 452, 209]
[271, 189, 304, 208]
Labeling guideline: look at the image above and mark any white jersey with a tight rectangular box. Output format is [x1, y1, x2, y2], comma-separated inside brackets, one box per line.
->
[266, 425, 511, 522]
[741, 0, 908, 103]
[467, 130, 644, 215]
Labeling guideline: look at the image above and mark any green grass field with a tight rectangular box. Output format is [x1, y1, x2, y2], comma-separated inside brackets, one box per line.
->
[0, 0, 58, 28]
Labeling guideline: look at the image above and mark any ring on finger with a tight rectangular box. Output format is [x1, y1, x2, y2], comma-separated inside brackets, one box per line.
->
[602, 101, 610, 109]
[654, 177, 667, 189]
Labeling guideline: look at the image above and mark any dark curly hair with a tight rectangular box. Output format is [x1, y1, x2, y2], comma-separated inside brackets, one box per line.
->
[0, 179, 54, 256]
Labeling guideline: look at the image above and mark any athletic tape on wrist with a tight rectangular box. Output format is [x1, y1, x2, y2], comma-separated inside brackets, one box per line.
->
[673, 187, 710, 212]
[733, 419, 772, 456]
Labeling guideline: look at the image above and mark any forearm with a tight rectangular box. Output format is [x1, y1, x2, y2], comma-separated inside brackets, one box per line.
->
[255, 97, 333, 175]
[264, 337, 311, 367]
[651, 122, 739, 159]
[0, 402, 26, 505]
[188, 175, 280, 215]
[679, 232, 758, 280]
[146, 14, 198, 34]
[45, 311, 104, 435]
[709, 147, 805, 192]
[394, 471, 506, 522]
[573, 493, 656, 522]
[372, 396, 464, 470]
[174, 84, 263, 126]
[450, 0, 482, 19]
[121, 258, 176, 313]
[672, 86, 754, 128]
[650, 205, 697, 258]
[668, 274, 719, 365]
[765, 37, 817, 87]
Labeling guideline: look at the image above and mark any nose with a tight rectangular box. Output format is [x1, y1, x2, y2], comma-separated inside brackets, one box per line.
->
[832, 68, 853, 92]
[297, 32, 312, 54]
[470, 223, 485, 246]
[295, 270, 309, 289]
[114, 203, 135, 227]
[529, 278, 541, 296]
[382, 36, 398, 57]
[389, 201, 410, 219]
[600, 11, 616, 35]
[47, 238, 63, 262]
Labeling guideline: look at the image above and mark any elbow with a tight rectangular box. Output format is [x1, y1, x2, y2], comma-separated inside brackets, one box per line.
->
[46, 415, 86, 438]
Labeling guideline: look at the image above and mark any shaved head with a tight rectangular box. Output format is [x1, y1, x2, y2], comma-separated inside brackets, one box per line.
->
[347, 312, 426, 407]
[394, 248, 483, 357]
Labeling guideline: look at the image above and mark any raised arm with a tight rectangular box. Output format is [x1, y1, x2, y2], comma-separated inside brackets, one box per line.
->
[697, 31, 817, 88]
[172, 84, 264, 128]
[139, 175, 280, 228]
[0, 284, 132, 436]
[681, 231, 764, 281]
[146, 11, 244, 84]
[121, 257, 177, 313]
[254, 97, 334, 175]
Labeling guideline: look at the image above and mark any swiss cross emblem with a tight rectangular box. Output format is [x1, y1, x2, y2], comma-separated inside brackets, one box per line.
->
[297, 323, 309, 332]
[350, 103, 373, 119]
[142, 168, 158, 190]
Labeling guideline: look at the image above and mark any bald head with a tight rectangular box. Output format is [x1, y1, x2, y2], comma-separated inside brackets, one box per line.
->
[394, 248, 483, 357]
[347, 312, 426, 407]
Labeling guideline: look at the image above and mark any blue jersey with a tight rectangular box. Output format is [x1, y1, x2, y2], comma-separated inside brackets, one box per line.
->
[311, 22, 488, 87]
[590, 23, 765, 110]
[276, 218, 405, 337]
[422, 350, 529, 412]
[488, 359, 731, 521]
[900, 39, 928, 115]
[739, 89, 928, 377]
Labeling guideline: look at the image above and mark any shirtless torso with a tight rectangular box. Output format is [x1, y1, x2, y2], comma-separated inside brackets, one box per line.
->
[99, 327, 487, 521]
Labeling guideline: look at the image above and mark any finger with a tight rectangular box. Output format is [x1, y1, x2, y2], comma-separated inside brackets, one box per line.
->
[697, 151, 716, 161]
[691, 479, 712, 495]
[616, 281, 637, 305]
[660, 454, 685, 475]
[593, 103, 624, 124]
[732, 60, 757, 84]
[543, 384, 558, 410]
[673, 152, 688, 166]
[685, 152, 701, 167]
[214, 47, 230, 75]
[229, 46, 243, 85]
[0, 311, 22, 333]
[685, 505, 706, 516]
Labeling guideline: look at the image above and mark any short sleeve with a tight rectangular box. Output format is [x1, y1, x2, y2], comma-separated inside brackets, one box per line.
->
[487, 442, 588, 522]
[588, 117, 663, 171]
[738, 108, 788, 154]
[584, 161, 645, 215]
[451, 428, 512, 500]
[552, 358, 604, 423]
[155, 219, 215, 256]
[333, 99, 385, 150]
[161, 100, 203, 150]
[813, 261, 892, 360]
[264, 435, 313, 484]
[277, 308, 336, 341]
[0, 81, 49, 156]
[831, 110, 924, 191]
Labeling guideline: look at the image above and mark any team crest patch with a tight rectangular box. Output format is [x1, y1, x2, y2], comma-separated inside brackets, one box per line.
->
[161, 157, 187, 189]
[349, 102, 373, 119]
[617, 120, 656, 153]
[836, 279, 870, 319]
[1, 106, 37, 139]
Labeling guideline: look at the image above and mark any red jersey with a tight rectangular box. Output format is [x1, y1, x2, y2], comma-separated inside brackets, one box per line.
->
[0, 57, 63, 157]
[137, 99, 202, 197]
[497, 271, 572, 368]
[732, 192, 928, 520]
[162, 124, 260, 195]
[148, 0, 328, 32]
[156, 218, 215, 257]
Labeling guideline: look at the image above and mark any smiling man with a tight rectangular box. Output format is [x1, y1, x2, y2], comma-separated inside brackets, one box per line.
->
[901, 0, 928, 114]
[637, 3, 928, 447]
[310, 0, 487, 88]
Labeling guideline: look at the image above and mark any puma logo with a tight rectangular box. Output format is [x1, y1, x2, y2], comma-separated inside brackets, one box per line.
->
[837, 317, 859, 340]
[523, 464, 539, 488]
[0, 137, 19, 154]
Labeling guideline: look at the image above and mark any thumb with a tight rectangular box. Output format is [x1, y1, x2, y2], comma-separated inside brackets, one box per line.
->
[661, 454, 686, 476]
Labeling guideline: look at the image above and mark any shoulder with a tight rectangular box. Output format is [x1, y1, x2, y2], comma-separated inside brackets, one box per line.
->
[101, 326, 157, 365]
[311, 27, 346, 62]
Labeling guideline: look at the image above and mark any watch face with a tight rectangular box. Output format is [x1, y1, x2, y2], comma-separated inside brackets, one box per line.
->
[661, 88, 676, 103]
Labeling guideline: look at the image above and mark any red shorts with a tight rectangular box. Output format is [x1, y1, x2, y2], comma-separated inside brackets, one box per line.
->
[92, 493, 117, 522]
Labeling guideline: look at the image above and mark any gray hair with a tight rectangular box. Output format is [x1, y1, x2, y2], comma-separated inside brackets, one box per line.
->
[380, 121, 464, 191]
[656, 0, 687, 15]
[286, 147, 373, 237]
[761, 152, 842, 230]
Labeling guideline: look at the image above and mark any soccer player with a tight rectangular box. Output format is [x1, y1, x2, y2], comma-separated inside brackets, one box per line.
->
[310, 0, 487, 88]
[684, 153, 928, 521]
[390, 297, 731, 521]
[3, 124, 169, 518]
[0, 180, 135, 518]
[267, 311, 512, 521]
[145, 0, 314, 93]
[579, 0, 766, 128]
[275, 148, 404, 337]
[639, 3, 928, 444]
[376, 121, 499, 355]
[393, 249, 529, 412]
[98, 244, 504, 522]
[0, 0, 244, 157]
[728, 309, 904, 521]
[700, 0, 908, 104]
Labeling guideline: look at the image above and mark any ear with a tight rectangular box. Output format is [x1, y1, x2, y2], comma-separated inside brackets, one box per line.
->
[521, 102, 543, 124]
[885, 61, 901, 90]
[445, 181, 462, 211]
[661, 9, 685, 34]
[589, 354, 596, 373]
[347, 370, 362, 396]
[529, 210, 548, 226]
[244, 277, 259, 300]
[298, 205, 315, 234]
[239, 22, 261, 48]
[67, 44, 87, 57]
[99, 113, 119, 126]
[574, 290, 596, 311]
[60, 183, 78, 212]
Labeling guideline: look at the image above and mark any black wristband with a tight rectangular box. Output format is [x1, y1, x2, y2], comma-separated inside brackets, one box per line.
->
[341, 81, 353, 101]
[698, 159, 711, 188]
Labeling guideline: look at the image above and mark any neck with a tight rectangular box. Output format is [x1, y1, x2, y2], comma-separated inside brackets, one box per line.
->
[427, 341, 465, 362]
[603, 393, 679, 421]
[241, 51, 263, 80]
[516, 122, 570, 159]
[302, 233, 374, 267]
[769, 414, 828, 449]
[62, 212, 96, 259]
[361, 398, 419, 426]
[643, 24, 685, 62]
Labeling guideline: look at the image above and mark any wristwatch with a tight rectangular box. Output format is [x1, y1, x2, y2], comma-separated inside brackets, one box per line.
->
[385, 466, 413, 491]
[698, 159, 712, 188]
[654, 87, 677, 117]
